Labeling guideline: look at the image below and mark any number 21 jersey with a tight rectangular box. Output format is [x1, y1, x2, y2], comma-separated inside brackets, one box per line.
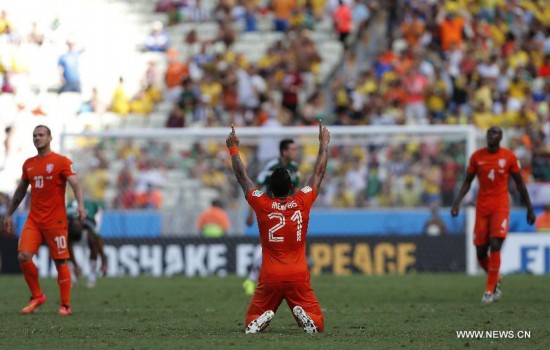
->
[246, 186, 317, 283]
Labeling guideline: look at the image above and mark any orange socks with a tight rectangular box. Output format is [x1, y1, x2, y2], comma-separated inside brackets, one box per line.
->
[20, 260, 43, 298]
[486, 251, 501, 293]
[478, 256, 489, 272]
[56, 263, 72, 307]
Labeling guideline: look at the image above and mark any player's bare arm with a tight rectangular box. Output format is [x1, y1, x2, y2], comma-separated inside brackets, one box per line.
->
[3, 179, 30, 233]
[450, 172, 476, 217]
[67, 175, 86, 222]
[511, 172, 536, 225]
[227, 125, 255, 194]
[308, 121, 330, 193]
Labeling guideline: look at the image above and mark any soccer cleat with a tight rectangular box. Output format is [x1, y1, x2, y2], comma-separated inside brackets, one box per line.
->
[22, 294, 47, 314]
[242, 278, 256, 296]
[481, 292, 494, 303]
[292, 306, 318, 333]
[493, 278, 502, 302]
[245, 310, 274, 334]
[58, 305, 72, 316]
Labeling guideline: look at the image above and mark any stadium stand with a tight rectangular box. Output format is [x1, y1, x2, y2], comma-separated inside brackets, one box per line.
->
[0, 0, 549, 236]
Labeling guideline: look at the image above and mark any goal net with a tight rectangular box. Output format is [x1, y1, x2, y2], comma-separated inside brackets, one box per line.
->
[60, 125, 477, 237]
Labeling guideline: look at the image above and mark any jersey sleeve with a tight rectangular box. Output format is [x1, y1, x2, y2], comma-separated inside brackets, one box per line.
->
[508, 151, 521, 174]
[295, 186, 317, 210]
[246, 189, 269, 212]
[21, 159, 30, 181]
[466, 151, 478, 174]
[59, 156, 77, 179]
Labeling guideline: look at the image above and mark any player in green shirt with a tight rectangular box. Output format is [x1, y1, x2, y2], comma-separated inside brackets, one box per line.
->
[67, 199, 108, 288]
[243, 139, 301, 295]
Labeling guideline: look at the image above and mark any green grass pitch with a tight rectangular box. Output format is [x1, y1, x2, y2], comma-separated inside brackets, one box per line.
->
[0, 275, 549, 349]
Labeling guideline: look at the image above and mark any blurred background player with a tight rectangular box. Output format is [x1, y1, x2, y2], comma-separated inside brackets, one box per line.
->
[535, 204, 550, 233]
[67, 198, 108, 288]
[196, 198, 231, 238]
[243, 138, 301, 295]
[227, 121, 329, 333]
[451, 126, 535, 303]
[3, 125, 85, 316]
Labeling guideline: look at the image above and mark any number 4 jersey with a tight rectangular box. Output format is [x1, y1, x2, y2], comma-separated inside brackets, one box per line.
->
[246, 186, 317, 283]
[467, 147, 520, 216]
[22, 152, 76, 227]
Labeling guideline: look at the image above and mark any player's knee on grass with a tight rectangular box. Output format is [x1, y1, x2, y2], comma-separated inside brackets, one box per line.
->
[310, 313, 324, 332]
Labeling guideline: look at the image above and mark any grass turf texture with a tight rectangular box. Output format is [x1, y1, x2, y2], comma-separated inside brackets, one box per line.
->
[0, 275, 549, 349]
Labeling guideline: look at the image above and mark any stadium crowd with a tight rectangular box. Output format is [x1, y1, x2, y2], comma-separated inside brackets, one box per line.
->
[0, 0, 549, 215]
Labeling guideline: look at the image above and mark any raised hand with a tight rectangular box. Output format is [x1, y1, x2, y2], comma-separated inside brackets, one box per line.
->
[319, 120, 330, 147]
[226, 124, 240, 148]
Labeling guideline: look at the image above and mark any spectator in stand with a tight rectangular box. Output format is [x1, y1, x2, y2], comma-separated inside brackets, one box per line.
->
[333, 0, 352, 49]
[135, 183, 163, 209]
[352, 0, 371, 36]
[436, 4, 470, 53]
[144, 21, 169, 52]
[166, 103, 185, 128]
[272, 0, 296, 32]
[78, 87, 107, 114]
[183, 0, 211, 22]
[539, 55, 550, 77]
[112, 182, 137, 209]
[243, 0, 259, 32]
[0, 9, 13, 34]
[280, 60, 302, 124]
[400, 9, 425, 50]
[391, 174, 422, 207]
[58, 39, 84, 93]
[196, 199, 231, 237]
[164, 49, 189, 103]
[110, 77, 130, 115]
[331, 181, 355, 207]
[403, 65, 429, 125]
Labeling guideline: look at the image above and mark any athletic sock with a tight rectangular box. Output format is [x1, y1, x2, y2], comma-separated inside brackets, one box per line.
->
[486, 251, 501, 293]
[20, 260, 43, 298]
[478, 256, 489, 272]
[88, 260, 97, 285]
[56, 263, 72, 306]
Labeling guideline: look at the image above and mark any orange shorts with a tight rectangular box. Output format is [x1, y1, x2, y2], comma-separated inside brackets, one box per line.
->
[18, 219, 69, 259]
[245, 281, 324, 332]
[473, 211, 509, 246]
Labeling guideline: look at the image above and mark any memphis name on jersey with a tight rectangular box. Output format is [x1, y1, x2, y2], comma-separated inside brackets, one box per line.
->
[272, 201, 298, 210]
[252, 186, 312, 210]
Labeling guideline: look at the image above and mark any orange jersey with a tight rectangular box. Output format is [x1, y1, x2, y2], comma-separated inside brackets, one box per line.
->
[246, 186, 317, 283]
[21, 152, 76, 226]
[467, 147, 520, 215]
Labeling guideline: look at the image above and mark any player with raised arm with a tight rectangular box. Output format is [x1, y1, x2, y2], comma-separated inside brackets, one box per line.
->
[242, 139, 301, 296]
[3, 125, 86, 315]
[451, 126, 535, 303]
[227, 121, 330, 333]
